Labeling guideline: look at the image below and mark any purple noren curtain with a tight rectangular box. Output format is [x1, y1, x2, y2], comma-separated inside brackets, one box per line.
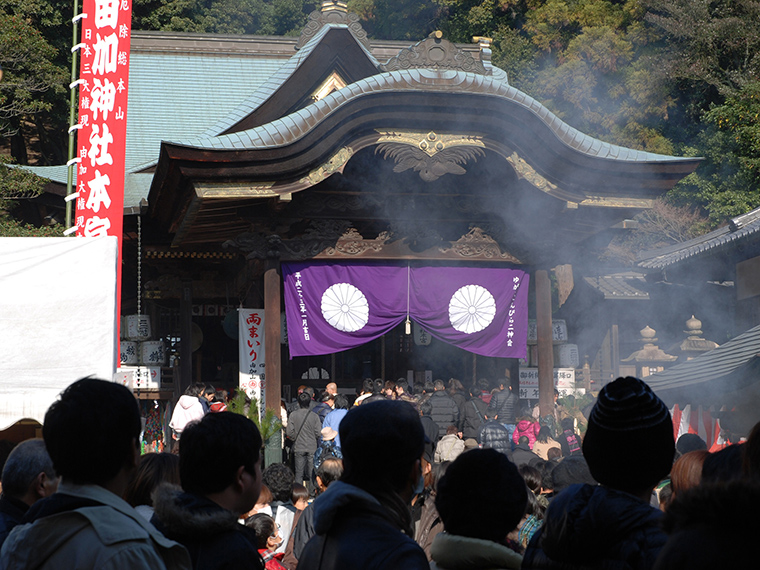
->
[283, 262, 529, 359]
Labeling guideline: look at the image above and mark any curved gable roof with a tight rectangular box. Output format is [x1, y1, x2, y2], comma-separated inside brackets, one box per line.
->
[152, 66, 700, 200]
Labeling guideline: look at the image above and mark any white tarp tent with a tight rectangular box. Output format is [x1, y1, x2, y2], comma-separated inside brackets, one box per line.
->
[0, 237, 118, 429]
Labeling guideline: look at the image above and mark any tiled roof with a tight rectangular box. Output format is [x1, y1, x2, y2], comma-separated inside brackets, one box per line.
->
[646, 323, 760, 392]
[172, 67, 695, 165]
[583, 271, 650, 300]
[638, 207, 760, 270]
[22, 33, 292, 205]
[203, 24, 379, 138]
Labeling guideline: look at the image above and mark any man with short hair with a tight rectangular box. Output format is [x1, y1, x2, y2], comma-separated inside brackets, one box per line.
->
[0, 440, 58, 548]
[325, 382, 338, 397]
[431, 448, 527, 569]
[0, 378, 190, 569]
[299, 401, 429, 569]
[287, 392, 324, 495]
[429, 380, 460, 440]
[152, 411, 264, 569]
[353, 378, 375, 406]
[395, 378, 418, 409]
[290, 458, 344, 562]
[523, 376, 675, 569]
[511, 435, 542, 468]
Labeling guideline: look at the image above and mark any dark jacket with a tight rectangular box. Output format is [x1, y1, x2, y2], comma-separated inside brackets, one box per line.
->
[414, 490, 442, 562]
[298, 481, 428, 570]
[0, 494, 28, 549]
[487, 388, 518, 424]
[287, 408, 323, 454]
[311, 403, 332, 424]
[291, 502, 316, 560]
[511, 442, 542, 468]
[478, 420, 513, 460]
[462, 397, 488, 440]
[151, 486, 264, 570]
[559, 429, 582, 457]
[522, 484, 667, 570]
[421, 415, 441, 446]
[428, 391, 460, 438]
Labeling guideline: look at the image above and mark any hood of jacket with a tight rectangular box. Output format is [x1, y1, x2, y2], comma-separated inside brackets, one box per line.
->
[152, 484, 239, 539]
[177, 395, 201, 410]
[311, 481, 397, 536]
[515, 419, 536, 433]
[431, 532, 522, 570]
[538, 484, 664, 566]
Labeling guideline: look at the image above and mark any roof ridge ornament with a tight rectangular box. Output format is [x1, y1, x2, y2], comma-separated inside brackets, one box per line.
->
[380, 31, 489, 75]
[295, 1, 370, 51]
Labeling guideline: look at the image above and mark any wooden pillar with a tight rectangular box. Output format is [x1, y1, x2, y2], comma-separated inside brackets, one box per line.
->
[179, 279, 192, 393]
[264, 261, 281, 413]
[536, 270, 554, 418]
[611, 323, 620, 380]
[381, 335, 386, 380]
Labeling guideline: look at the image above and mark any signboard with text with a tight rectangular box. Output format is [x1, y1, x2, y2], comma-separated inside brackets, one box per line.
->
[239, 309, 266, 416]
[75, 0, 132, 325]
[518, 368, 576, 399]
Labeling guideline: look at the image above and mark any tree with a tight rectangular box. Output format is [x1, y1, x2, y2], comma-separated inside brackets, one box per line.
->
[349, 0, 442, 40]
[0, 155, 59, 236]
[0, 8, 68, 164]
[132, 0, 317, 36]
[603, 198, 709, 264]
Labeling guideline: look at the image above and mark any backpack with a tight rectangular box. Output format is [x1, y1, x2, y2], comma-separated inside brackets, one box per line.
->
[564, 430, 581, 455]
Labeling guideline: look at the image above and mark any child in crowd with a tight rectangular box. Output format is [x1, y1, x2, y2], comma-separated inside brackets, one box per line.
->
[247, 514, 287, 570]
[292, 483, 309, 511]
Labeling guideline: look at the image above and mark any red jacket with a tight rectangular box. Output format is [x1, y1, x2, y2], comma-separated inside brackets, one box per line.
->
[260, 549, 288, 570]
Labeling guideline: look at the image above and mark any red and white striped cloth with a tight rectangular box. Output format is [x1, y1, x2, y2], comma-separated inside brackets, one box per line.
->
[670, 404, 728, 451]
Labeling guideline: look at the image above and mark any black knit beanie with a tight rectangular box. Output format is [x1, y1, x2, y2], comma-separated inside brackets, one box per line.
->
[582, 376, 674, 494]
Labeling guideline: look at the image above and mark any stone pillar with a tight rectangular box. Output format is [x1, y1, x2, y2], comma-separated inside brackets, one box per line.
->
[535, 270, 554, 418]
[264, 261, 281, 413]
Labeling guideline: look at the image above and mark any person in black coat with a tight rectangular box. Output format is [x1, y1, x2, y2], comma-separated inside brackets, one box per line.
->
[462, 384, 488, 441]
[487, 374, 519, 439]
[428, 380, 460, 439]
[298, 401, 429, 570]
[523, 377, 674, 570]
[151, 412, 265, 569]
[0, 440, 58, 549]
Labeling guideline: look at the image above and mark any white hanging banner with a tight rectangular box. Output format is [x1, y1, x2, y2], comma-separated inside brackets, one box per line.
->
[239, 309, 266, 415]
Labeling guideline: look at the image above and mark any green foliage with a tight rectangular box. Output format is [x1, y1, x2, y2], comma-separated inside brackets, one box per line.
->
[132, 0, 317, 35]
[348, 0, 441, 40]
[227, 391, 283, 442]
[0, 155, 60, 236]
[0, 11, 67, 138]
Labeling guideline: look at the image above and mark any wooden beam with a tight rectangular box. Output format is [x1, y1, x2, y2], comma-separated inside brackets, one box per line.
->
[536, 270, 554, 418]
[264, 261, 281, 413]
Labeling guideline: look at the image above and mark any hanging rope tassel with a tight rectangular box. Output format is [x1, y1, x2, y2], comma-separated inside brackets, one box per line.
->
[405, 264, 411, 335]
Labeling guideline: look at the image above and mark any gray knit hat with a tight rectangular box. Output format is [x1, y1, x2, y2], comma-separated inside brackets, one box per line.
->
[582, 376, 674, 494]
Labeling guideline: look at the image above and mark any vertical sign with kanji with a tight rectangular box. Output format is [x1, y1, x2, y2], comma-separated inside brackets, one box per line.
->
[239, 309, 266, 416]
[75, 0, 132, 323]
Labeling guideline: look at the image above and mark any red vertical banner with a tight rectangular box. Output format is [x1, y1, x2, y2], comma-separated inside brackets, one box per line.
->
[75, 0, 132, 326]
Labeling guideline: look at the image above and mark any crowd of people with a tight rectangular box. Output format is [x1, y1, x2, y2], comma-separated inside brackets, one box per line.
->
[0, 374, 757, 569]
